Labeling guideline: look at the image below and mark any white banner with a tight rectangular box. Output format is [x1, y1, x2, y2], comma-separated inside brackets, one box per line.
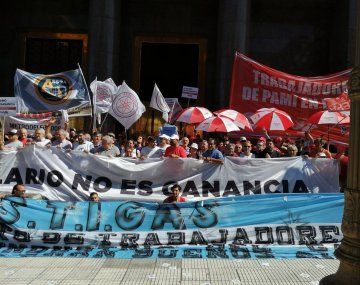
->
[3, 116, 61, 134]
[0, 97, 28, 117]
[0, 146, 339, 201]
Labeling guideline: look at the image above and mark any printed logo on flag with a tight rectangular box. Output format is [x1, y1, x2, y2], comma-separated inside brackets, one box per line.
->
[112, 92, 138, 118]
[155, 93, 169, 111]
[35, 75, 72, 104]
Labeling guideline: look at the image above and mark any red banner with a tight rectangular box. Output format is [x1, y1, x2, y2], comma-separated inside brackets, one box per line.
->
[229, 53, 352, 144]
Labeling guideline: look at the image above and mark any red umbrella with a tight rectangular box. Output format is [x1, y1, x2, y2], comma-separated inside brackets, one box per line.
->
[176, 107, 213, 124]
[307, 110, 350, 144]
[196, 116, 240, 133]
[250, 108, 294, 131]
[307, 110, 350, 125]
[214, 109, 253, 131]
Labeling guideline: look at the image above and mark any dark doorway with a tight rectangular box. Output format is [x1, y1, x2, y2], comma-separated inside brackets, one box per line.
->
[139, 43, 199, 105]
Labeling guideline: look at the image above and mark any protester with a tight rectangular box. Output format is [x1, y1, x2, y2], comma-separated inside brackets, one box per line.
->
[34, 128, 51, 147]
[89, 192, 100, 202]
[93, 135, 120, 157]
[91, 133, 103, 153]
[52, 129, 72, 150]
[188, 142, 199, 158]
[19, 128, 29, 145]
[158, 134, 170, 155]
[165, 134, 187, 158]
[136, 135, 144, 154]
[258, 139, 281, 158]
[311, 138, 332, 159]
[69, 128, 77, 143]
[181, 136, 190, 155]
[11, 184, 26, 198]
[234, 143, 242, 156]
[163, 184, 186, 203]
[140, 136, 163, 159]
[73, 131, 94, 152]
[287, 144, 299, 157]
[123, 139, 137, 158]
[217, 141, 225, 154]
[5, 129, 23, 149]
[253, 139, 264, 156]
[240, 141, 256, 158]
[224, 143, 238, 157]
[202, 139, 224, 164]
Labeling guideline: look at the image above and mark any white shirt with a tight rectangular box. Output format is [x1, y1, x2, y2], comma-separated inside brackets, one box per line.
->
[52, 139, 73, 150]
[35, 138, 51, 147]
[239, 153, 256, 158]
[73, 141, 94, 152]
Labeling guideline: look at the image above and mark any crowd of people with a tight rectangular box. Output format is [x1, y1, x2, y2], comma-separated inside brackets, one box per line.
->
[0, 119, 349, 186]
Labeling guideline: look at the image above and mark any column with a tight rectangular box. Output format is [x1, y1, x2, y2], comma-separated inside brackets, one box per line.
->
[87, 0, 121, 82]
[216, 0, 250, 108]
[320, 1, 360, 283]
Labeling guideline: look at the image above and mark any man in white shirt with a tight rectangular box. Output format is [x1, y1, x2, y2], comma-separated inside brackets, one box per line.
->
[52, 129, 72, 150]
[140, 136, 163, 159]
[5, 129, 23, 149]
[73, 131, 94, 152]
[158, 134, 170, 156]
[34, 128, 51, 147]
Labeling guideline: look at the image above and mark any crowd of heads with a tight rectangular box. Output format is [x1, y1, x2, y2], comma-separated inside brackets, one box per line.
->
[0, 123, 349, 202]
[0, 120, 348, 161]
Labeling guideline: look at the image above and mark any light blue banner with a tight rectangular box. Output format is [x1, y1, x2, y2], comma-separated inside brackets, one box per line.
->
[0, 194, 344, 259]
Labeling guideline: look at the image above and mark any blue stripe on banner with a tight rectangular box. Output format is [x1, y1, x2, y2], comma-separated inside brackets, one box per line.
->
[0, 194, 343, 259]
[1, 194, 344, 231]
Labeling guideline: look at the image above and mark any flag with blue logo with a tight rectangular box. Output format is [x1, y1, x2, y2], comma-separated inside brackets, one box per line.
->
[14, 68, 91, 112]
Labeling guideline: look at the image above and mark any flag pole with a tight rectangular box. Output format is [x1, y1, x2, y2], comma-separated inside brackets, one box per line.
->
[77, 63, 94, 132]
[92, 77, 98, 131]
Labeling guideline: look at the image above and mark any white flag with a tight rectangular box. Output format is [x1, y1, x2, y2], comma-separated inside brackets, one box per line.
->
[109, 81, 146, 130]
[150, 83, 170, 121]
[90, 78, 117, 115]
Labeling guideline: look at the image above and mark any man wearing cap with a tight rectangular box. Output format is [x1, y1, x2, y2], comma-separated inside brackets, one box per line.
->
[188, 142, 199, 158]
[158, 134, 170, 156]
[140, 136, 163, 159]
[165, 134, 187, 158]
[5, 129, 23, 149]
[201, 138, 224, 164]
